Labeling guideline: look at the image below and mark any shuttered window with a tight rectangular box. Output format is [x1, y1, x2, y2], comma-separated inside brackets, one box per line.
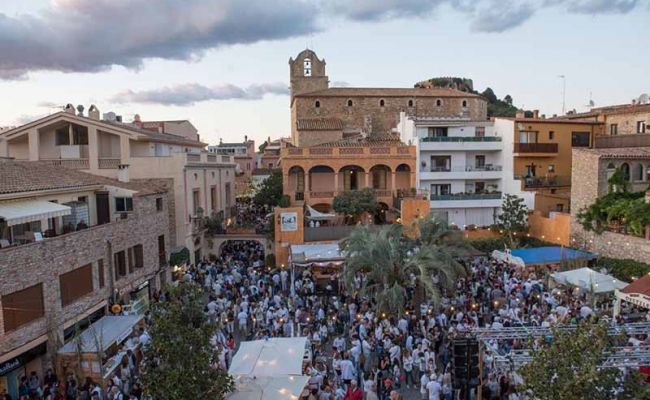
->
[60, 265, 93, 307]
[98, 259, 105, 288]
[114, 251, 127, 280]
[2, 284, 44, 332]
[133, 244, 144, 268]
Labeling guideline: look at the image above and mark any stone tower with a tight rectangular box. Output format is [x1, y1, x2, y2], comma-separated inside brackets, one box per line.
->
[289, 49, 329, 102]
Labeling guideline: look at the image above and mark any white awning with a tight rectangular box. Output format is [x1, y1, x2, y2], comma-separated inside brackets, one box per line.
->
[0, 200, 71, 226]
[58, 316, 142, 354]
[228, 376, 309, 400]
[551, 267, 627, 294]
[229, 337, 308, 377]
[290, 243, 343, 263]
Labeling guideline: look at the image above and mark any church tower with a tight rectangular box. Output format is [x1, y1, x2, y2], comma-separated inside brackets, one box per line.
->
[289, 49, 329, 102]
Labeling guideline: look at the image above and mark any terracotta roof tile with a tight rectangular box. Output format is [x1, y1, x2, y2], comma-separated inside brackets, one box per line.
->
[575, 147, 650, 159]
[296, 118, 344, 131]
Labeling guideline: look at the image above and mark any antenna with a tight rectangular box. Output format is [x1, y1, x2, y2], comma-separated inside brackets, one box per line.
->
[585, 91, 595, 109]
[558, 75, 566, 115]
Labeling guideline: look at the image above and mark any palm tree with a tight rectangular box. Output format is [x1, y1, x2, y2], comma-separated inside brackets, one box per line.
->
[341, 215, 468, 316]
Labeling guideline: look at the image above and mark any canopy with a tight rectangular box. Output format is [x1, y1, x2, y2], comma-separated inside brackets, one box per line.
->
[290, 243, 343, 265]
[58, 316, 142, 354]
[615, 274, 650, 310]
[229, 337, 308, 377]
[551, 267, 627, 294]
[0, 199, 71, 226]
[227, 376, 309, 400]
[491, 249, 525, 268]
[510, 246, 596, 266]
[305, 205, 336, 221]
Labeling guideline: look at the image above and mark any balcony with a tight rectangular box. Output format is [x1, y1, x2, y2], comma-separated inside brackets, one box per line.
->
[295, 192, 305, 201]
[98, 158, 120, 169]
[282, 145, 415, 158]
[420, 137, 502, 151]
[595, 134, 650, 149]
[522, 176, 571, 189]
[42, 159, 89, 169]
[430, 192, 502, 201]
[421, 136, 502, 142]
[420, 165, 503, 181]
[429, 192, 503, 209]
[184, 153, 233, 164]
[514, 143, 558, 155]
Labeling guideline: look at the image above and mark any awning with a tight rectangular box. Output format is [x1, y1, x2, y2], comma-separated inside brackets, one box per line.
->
[58, 315, 142, 354]
[290, 243, 344, 265]
[0, 200, 71, 226]
[306, 205, 337, 221]
[615, 274, 650, 310]
[228, 337, 308, 377]
[550, 267, 627, 294]
[228, 376, 309, 400]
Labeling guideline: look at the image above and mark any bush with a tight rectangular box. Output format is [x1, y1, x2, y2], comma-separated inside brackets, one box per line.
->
[597, 257, 650, 282]
[264, 254, 276, 268]
[169, 247, 189, 266]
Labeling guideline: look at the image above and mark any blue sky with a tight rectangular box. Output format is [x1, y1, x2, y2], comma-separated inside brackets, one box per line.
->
[0, 0, 648, 146]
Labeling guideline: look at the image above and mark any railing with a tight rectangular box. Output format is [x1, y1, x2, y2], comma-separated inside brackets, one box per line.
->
[339, 147, 364, 155]
[369, 147, 390, 154]
[309, 148, 333, 155]
[42, 159, 89, 169]
[310, 191, 335, 198]
[421, 136, 502, 142]
[523, 176, 572, 188]
[98, 158, 120, 169]
[221, 155, 231, 162]
[430, 192, 502, 201]
[595, 134, 650, 149]
[186, 153, 201, 162]
[207, 154, 217, 162]
[514, 143, 558, 153]
[283, 146, 415, 158]
[373, 189, 392, 197]
[288, 148, 304, 155]
[425, 165, 503, 172]
[295, 192, 305, 201]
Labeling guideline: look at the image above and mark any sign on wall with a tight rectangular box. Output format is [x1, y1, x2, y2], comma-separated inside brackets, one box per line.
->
[280, 212, 298, 232]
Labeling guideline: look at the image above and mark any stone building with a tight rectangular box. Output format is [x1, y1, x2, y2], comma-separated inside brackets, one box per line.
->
[563, 101, 649, 136]
[208, 137, 256, 196]
[570, 146, 650, 263]
[0, 161, 171, 398]
[289, 49, 487, 147]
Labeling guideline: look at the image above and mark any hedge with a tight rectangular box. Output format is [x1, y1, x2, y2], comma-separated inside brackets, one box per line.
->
[596, 257, 650, 282]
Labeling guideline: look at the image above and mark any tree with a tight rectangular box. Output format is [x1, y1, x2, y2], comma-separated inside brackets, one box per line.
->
[341, 216, 468, 316]
[141, 285, 234, 400]
[504, 94, 513, 105]
[481, 87, 498, 103]
[522, 321, 649, 400]
[253, 171, 283, 207]
[332, 188, 378, 223]
[496, 194, 528, 248]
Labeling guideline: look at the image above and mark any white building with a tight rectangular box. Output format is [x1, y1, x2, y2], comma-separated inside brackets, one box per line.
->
[397, 112, 504, 228]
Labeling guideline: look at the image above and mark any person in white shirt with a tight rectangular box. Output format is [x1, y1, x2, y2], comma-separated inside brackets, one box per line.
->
[402, 349, 415, 389]
[420, 373, 430, 400]
[426, 374, 442, 400]
[339, 354, 355, 384]
[237, 309, 248, 333]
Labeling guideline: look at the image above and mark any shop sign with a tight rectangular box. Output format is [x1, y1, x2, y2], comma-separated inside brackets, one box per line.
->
[280, 212, 298, 232]
[0, 358, 20, 375]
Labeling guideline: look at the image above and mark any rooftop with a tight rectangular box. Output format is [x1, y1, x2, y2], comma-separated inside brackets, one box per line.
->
[295, 87, 481, 98]
[296, 118, 344, 131]
[574, 146, 650, 159]
[315, 133, 405, 147]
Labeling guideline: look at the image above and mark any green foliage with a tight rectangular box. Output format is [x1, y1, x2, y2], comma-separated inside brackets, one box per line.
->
[577, 191, 648, 236]
[522, 321, 649, 400]
[341, 215, 468, 315]
[597, 257, 650, 282]
[265, 254, 276, 268]
[278, 194, 290, 208]
[205, 215, 224, 236]
[253, 171, 283, 207]
[258, 141, 268, 154]
[496, 194, 528, 248]
[169, 247, 189, 267]
[141, 285, 234, 400]
[608, 167, 630, 193]
[468, 236, 551, 253]
[332, 188, 378, 218]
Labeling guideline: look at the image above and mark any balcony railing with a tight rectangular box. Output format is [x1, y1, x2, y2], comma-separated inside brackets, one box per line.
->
[514, 143, 558, 153]
[42, 159, 89, 169]
[310, 191, 336, 198]
[523, 176, 571, 188]
[430, 192, 502, 201]
[595, 134, 650, 149]
[283, 146, 414, 158]
[426, 165, 503, 173]
[421, 136, 502, 142]
[98, 158, 120, 169]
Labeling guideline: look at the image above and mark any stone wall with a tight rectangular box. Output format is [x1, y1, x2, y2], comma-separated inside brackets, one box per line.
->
[605, 110, 650, 135]
[0, 193, 171, 355]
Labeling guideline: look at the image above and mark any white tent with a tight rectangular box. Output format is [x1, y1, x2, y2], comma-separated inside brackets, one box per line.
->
[305, 205, 336, 221]
[290, 243, 343, 264]
[550, 267, 627, 294]
[228, 337, 308, 377]
[58, 315, 142, 353]
[227, 376, 309, 400]
[491, 249, 525, 268]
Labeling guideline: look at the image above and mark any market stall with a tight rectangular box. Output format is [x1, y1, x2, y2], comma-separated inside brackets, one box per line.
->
[57, 315, 143, 386]
[550, 267, 626, 294]
[614, 274, 650, 317]
[227, 376, 310, 400]
[289, 242, 344, 296]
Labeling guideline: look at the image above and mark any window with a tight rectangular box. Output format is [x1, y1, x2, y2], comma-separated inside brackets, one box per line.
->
[210, 186, 217, 211]
[133, 244, 144, 269]
[427, 127, 448, 137]
[556, 204, 564, 212]
[571, 131, 591, 147]
[247, 163, 251, 171]
[519, 131, 538, 143]
[474, 182, 485, 193]
[548, 164, 555, 173]
[610, 124, 618, 135]
[475, 127, 485, 137]
[372, 168, 388, 189]
[158, 235, 166, 267]
[637, 121, 646, 133]
[431, 184, 451, 196]
[114, 250, 127, 280]
[525, 164, 537, 177]
[475, 155, 486, 169]
[59, 264, 93, 307]
[156, 198, 163, 212]
[192, 190, 200, 215]
[72, 126, 88, 145]
[635, 164, 644, 181]
[2, 284, 44, 332]
[347, 99, 353, 107]
[430, 156, 451, 172]
[408, 99, 414, 107]
[549, 131, 554, 140]
[379, 99, 385, 107]
[303, 58, 311, 76]
[115, 197, 133, 212]
[436, 99, 442, 107]
[55, 128, 70, 145]
[98, 259, 105, 288]
[620, 163, 631, 181]
[315, 100, 320, 108]
[462, 100, 468, 108]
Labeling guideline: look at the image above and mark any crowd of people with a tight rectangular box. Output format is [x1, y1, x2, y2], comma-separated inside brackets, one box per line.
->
[231, 198, 272, 234]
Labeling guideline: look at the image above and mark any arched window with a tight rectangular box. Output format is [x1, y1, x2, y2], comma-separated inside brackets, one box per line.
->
[606, 163, 616, 180]
[408, 99, 414, 107]
[462, 100, 468, 108]
[635, 163, 644, 181]
[379, 99, 385, 107]
[436, 99, 442, 107]
[315, 100, 320, 108]
[347, 99, 353, 107]
[303, 58, 312, 77]
[620, 163, 631, 181]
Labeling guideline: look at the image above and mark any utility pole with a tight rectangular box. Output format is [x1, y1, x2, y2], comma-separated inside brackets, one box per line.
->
[558, 75, 566, 115]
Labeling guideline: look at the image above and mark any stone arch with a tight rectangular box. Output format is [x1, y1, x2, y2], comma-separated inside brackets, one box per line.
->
[311, 203, 332, 213]
[339, 165, 365, 191]
[288, 165, 305, 192]
[620, 162, 631, 181]
[309, 165, 335, 192]
[370, 164, 391, 189]
[634, 163, 644, 181]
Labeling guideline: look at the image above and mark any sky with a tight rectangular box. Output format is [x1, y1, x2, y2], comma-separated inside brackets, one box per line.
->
[0, 0, 648, 147]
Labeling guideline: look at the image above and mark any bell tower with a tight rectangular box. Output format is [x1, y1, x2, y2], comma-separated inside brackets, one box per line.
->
[289, 49, 329, 102]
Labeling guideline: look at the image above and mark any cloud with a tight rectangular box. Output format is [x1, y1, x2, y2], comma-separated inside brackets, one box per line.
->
[112, 82, 289, 106]
[565, 0, 639, 14]
[471, 1, 536, 33]
[0, 0, 318, 79]
[326, 0, 445, 21]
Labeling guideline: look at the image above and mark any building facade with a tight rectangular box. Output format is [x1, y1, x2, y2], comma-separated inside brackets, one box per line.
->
[564, 102, 650, 137]
[208, 137, 256, 196]
[0, 107, 236, 264]
[289, 49, 488, 147]
[397, 113, 503, 228]
[0, 161, 171, 398]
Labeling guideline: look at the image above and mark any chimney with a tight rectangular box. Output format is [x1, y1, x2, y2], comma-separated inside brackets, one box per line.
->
[553, 114, 557, 118]
[117, 164, 130, 183]
[64, 104, 75, 114]
[133, 114, 141, 123]
[533, 109, 539, 119]
[245, 135, 248, 143]
[541, 114, 546, 119]
[76, 104, 85, 116]
[88, 105, 100, 120]
[515, 109, 525, 119]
